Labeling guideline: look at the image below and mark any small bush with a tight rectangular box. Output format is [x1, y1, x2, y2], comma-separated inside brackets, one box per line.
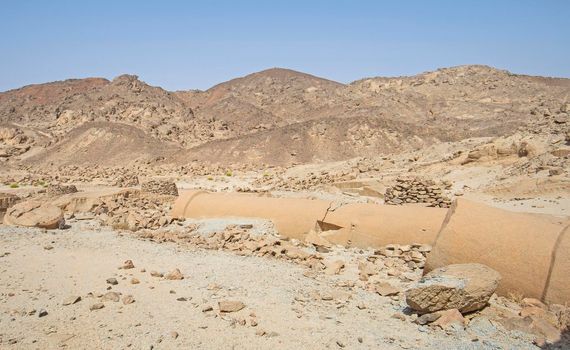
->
[9, 183, 19, 188]
[207, 176, 214, 181]
[225, 170, 233, 177]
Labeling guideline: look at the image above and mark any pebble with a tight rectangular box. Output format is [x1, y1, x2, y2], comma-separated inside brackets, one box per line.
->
[122, 295, 135, 305]
[62, 295, 82, 306]
[165, 268, 184, 280]
[90, 303, 105, 311]
[219, 300, 245, 313]
[38, 309, 48, 317]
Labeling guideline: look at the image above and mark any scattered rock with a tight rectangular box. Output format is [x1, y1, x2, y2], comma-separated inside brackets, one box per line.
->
[90, 303, 105, 311]
[106, 277, 119, 285]
[431, 309, 466, 330]
[165, 268, 184, 280]
[121, 260, 135, 269]
[406, 263, 500, 313]
[62, 296, 81, 306]
[102, 292, 120, 302]
[375, 282, 400, 296]
[415, 312, 441, 325]
[218, 300, 246, 313]
[122, 295, 135, 305]
[38, 309, 48, 317]
[202, 305, 213, 312]
[324, 260, 345, 275]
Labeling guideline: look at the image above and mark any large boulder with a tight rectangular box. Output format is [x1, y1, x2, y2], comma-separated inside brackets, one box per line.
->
[3, 200, 64, 229]
[406, 263, 500, 314]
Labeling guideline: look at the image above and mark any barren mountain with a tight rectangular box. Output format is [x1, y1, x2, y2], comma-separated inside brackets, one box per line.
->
[1, 65, 568, 167]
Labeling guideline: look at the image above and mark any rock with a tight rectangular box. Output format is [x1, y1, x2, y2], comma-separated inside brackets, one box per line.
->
[102, 292, 120, 302]
[324, 260, 345, 275]
[431, 309, 466, 330]
[170, 331, 179, 339]
[391, 313, 406, 321]
[305, 230, 332, 248]
[90, 303, 105, 311]
[150, 271, 164, 278]
[106, 278, 118, 285]
[500, 315, 562, 344]
[406, 263, 500, 313]
[202, 305, 213, 312]
[62, 296, 81, 306]
[218, 300, 246, 313]
[38, 309, 48, 317]
[121, 260, 135, 269]
[375, 282, 400, 296]
[519, 306, 559, 327]
[164, 268, 184, 280]
[3, 200, 64, 229]
[415, 312, 441, 325]
[122, 295, 135, 305]
[522, 298, 547, 309]
[131, 278, 140, 284]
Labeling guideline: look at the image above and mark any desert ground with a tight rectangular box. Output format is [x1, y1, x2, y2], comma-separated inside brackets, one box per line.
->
[1, 65, 569, 349]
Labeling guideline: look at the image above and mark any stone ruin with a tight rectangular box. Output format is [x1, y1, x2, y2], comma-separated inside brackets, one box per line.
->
[141, 179, 179, 196]
[47, 184, 78, 196]
[384, 178, 452, 208]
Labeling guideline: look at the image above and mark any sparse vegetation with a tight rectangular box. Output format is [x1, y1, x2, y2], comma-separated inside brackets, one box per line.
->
[9, 183, 19, 188]
[225, 170, 233, 177]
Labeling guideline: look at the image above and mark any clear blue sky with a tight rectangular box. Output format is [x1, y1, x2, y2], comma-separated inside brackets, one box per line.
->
[1, 0, 569, 92]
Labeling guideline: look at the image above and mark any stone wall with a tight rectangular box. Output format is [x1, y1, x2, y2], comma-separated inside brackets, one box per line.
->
[385, 178, 452, 208]
[141, 179, 178, 196]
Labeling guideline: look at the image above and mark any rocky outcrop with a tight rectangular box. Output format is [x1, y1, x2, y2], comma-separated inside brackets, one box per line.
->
[405, 263, 500, 313]
[0, 192, 20, 223]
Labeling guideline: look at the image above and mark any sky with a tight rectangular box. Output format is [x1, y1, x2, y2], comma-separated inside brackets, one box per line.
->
[1, 0, 569, 92]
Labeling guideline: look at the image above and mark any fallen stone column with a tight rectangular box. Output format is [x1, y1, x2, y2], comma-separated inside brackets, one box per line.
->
[425, 198, 570, 305]
[171, 190, 446, 246]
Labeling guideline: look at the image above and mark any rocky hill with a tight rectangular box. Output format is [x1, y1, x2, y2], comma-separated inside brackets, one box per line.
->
[1, 65, 568, 167]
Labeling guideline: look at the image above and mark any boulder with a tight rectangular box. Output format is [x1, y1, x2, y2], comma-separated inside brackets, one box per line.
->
[3, 200, 64, 229]
[405, 263, 500, 313]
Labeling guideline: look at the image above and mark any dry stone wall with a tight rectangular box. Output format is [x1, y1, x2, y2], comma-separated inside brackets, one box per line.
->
[385, 178, 452, 208]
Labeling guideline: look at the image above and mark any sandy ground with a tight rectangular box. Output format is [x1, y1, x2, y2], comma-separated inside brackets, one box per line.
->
[0, 220, 539, 349]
